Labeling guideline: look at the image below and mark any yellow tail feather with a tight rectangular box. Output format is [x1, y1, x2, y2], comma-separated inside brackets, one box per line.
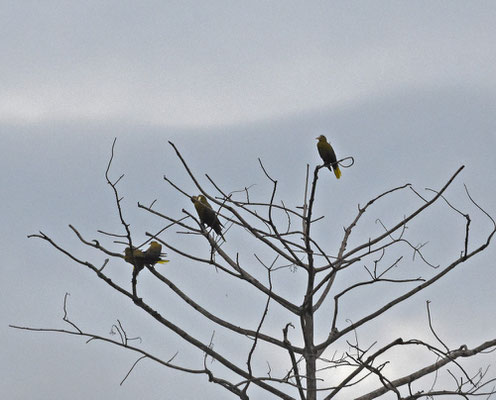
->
[157, 260, 170, 264]
[334, 167, 341, 179]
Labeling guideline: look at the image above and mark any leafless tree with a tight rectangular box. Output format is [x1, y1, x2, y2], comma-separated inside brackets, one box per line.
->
[12, 139, 496, 400]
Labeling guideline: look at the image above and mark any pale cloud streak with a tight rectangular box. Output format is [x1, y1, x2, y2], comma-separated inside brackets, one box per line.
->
[1, 2, 495, 127]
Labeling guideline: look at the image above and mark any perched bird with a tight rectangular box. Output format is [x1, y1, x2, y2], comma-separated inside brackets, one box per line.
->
[316, 135, 341, 179]
[143, 241, 169, 265]
[124, 241, 168, 298]
[191, 195, 224, 239]
[124, 241, 168, 272]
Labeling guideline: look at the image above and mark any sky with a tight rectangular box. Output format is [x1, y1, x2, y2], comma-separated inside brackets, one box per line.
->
[2, 2, 496, 399]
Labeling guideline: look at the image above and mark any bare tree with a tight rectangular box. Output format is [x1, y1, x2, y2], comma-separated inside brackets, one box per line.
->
[12, 139, 496, 400]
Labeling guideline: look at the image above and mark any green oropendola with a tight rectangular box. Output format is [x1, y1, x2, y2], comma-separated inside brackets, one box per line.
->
[316, 135, 341, 179]
[191, 195, 225, 239]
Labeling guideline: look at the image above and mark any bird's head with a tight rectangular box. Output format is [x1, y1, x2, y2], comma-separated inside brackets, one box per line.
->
[124, 247, 132, 257]
[316, 135, 327, 142]
[190, 195, 198, 203]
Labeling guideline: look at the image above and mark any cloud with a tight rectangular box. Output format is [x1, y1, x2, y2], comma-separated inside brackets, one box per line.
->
[1, 2, 495, 127]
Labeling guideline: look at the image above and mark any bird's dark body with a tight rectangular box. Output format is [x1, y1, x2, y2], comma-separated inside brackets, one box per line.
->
[317, 143, 338, 167]
[192, 195, 224, 236]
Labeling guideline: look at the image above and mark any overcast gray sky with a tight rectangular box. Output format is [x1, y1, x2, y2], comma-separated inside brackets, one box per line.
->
[2, 2, 496, 399]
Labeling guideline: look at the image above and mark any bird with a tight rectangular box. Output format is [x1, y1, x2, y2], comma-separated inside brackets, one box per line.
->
[316, 135, 341, 179]
[191, 195, 225, 239]
[124, 241, 168, 273]
[124, 241, 168, 298]
[142, 241, 169, 265]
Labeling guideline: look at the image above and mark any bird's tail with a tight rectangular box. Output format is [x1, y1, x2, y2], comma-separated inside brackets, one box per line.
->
[156, 260, 169, 264]
[333, 166, 341, 179]
[214, 226, 226, 241]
